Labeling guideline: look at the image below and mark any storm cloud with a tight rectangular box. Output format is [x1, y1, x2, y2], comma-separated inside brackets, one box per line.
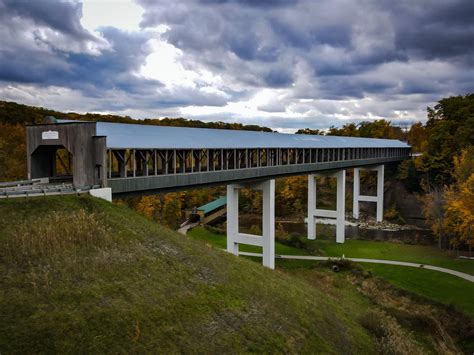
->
[0, 0, 473, 130]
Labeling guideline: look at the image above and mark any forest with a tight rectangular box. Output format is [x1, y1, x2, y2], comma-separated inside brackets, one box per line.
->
[0, 93, 472, 252]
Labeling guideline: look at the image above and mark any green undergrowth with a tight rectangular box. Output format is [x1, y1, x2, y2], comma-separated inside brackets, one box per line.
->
[1, 196, 377, 354]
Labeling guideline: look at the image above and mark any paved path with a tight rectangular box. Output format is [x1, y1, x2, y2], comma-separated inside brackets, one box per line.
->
[177, 222, 200, 236]
[238, 252, 474, 282]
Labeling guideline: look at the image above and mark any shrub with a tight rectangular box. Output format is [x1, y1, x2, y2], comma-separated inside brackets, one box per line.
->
[248, 224, 262, 235]
[359, 309, 423, 355]
[319, 258, 362, 273]
[384, 206, 405, 224]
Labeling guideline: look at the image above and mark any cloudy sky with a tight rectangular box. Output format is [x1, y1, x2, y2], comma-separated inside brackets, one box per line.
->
[1, 0, 473, 132]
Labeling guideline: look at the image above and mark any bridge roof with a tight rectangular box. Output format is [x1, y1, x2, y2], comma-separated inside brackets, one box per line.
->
[198, 196, 227, 214]
[59, 120, 410, 149]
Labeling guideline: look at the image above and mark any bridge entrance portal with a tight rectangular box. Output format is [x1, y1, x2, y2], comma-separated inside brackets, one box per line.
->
[30, 145, 74, 183]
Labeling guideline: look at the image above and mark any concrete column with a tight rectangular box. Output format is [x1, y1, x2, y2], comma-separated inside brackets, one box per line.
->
[226, 184, 239, 255]
[376, 165, 384, 222]
[307, 170, 346, 243]
[307, 174, 316, 240]
[262, 179, 275, 269]
[353, 168, 360, 219]
[226, 179, 276, 269]
[352, 165, 384, 222]
[335, 170, 346, 243]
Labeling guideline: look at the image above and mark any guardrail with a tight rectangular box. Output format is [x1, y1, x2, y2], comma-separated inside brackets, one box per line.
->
[0, 177, 49, 188]
[0, 182, 100, 199]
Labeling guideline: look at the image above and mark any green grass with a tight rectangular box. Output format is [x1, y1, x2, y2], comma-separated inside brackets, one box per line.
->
[188, 227, 474, 320]
[307, 238, 474, 318]
[310, 238, 474, 275]
[0, 196, 377, 353]
[362, 264, 474, 319]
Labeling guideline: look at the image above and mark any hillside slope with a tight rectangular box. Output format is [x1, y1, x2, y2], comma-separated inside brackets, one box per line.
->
[0, 196, 375, 353]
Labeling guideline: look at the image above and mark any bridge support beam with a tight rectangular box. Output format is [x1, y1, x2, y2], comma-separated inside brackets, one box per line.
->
[307, 170, 346, 243]
[226, 179, 275, 269]
[353, 165, 384, 222]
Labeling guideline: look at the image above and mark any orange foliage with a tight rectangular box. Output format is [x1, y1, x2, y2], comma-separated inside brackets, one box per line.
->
[0, 124, 26, 181]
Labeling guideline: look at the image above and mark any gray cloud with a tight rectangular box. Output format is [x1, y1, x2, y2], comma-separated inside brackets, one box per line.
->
[139, 0, 474, 98]
[0, 0, 472, 130]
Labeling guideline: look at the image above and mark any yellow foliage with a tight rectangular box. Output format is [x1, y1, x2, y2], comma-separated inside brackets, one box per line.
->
[444, 174, 474, 247]
[442, 148, 474, 248]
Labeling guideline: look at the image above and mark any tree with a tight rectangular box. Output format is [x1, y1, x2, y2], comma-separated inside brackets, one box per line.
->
[443, 147, 474, 254]
[0, 124, 26, 181]
[295, 128, 323, 135]
[328, 123, 359, 137]
[421, 93, 474, 186]
[420, 186, 446, 249]
[407, 122, 427, 153]
[357, 120, 404, 140]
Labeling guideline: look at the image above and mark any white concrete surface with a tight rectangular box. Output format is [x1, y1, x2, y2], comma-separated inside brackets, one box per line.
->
[227, 179, 276, 269]
[89, 187, 112, 202]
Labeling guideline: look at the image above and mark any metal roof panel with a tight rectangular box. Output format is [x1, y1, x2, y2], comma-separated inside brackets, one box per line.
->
[59, 120, 410, 149]
[96, 122, 411, 149]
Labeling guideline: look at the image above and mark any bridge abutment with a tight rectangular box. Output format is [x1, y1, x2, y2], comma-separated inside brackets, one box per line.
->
[307, 170, 346, 243]
[226, 179, 275, 269]
[353, 165, 384, 222]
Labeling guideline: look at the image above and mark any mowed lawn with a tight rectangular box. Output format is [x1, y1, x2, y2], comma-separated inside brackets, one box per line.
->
[310, 238, 474, 318]
[362, 264, 474, 319]
[188, 227, 474, 319]
[310, 238, 474, 275]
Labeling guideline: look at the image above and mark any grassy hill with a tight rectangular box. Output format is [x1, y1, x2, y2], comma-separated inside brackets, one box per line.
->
[189, 226, 474, 320]
[1, 196, 473, 353]
[0, 195, 376, 353]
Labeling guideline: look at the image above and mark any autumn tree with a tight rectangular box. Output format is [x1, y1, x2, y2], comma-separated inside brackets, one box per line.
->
[407, 122, 427, 153]
[420, 186, 446, 249]
[421, 93, 474, 186]
[0, 124, 26, 181]
[443, 147, 474, 254]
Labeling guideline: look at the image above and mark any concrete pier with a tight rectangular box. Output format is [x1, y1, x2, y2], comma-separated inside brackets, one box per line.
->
[353, 165, 384, 222]
[226, 179, 275, 269]
[307, 170, 346, 243]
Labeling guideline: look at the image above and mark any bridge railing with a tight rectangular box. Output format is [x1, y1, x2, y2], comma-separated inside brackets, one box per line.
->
[106, 146, 410, 179]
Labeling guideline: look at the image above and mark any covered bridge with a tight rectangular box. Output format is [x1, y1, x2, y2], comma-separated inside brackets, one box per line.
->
[26, 119, 410, 195]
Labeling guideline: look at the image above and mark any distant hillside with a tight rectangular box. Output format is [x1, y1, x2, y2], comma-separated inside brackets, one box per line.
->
[0, 195, 375, 353]
[0, 100, 273, 131]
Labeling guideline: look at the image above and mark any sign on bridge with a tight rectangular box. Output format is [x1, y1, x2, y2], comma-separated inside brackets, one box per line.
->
[42, 130, 59, 140]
